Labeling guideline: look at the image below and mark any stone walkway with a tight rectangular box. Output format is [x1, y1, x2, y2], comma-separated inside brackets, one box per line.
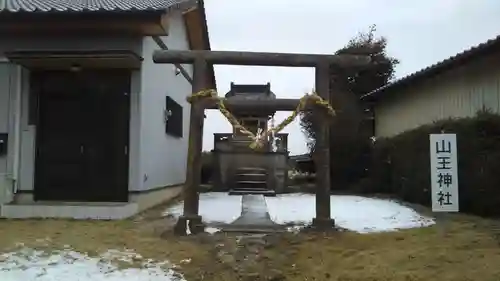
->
[210, 196, 289, 279]
[222, 195, 285, 233]
[212, 232, 287, 280]
[203, 195, 293, 279]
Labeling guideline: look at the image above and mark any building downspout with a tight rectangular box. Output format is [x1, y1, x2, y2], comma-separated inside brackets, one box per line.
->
[0, 64, 20, 210]
[11, 65, 22, 195]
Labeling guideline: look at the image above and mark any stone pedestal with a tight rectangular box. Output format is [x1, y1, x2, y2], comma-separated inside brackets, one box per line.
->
[173, 215, 204, 236]
[311, 217, 336, 231]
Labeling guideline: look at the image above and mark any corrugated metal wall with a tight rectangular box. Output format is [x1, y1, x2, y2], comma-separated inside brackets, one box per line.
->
[375, 53, 500, 137]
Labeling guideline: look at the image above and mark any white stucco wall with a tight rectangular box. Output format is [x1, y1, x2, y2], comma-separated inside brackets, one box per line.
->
[136, 10, 193, 191]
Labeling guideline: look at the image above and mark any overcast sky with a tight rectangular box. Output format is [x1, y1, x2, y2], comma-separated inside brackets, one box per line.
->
[201, 0, 500, 155]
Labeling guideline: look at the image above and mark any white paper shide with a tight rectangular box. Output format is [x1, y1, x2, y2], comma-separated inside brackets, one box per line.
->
[430, 134, 459, 212]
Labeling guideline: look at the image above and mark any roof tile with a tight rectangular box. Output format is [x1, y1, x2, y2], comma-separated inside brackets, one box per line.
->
[0, 0, 194, 13]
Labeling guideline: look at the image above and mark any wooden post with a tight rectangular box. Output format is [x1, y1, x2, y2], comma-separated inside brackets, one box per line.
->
[312, 62, 335, 230]
[153, 50, 371, 67]
[173, 58, 207, 235]
[151, 36, 193, 84]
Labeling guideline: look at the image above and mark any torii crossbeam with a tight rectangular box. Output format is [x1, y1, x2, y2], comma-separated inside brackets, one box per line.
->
[153, 49, 371, 235]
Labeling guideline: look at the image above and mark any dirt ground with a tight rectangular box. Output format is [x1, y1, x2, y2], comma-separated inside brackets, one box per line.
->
[1, 201, 500, 281]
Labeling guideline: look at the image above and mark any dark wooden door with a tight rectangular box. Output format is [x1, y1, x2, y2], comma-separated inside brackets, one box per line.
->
[81, 71, 130, 202]
[34, 71, 86, 201]
[34, 70, 130, 202]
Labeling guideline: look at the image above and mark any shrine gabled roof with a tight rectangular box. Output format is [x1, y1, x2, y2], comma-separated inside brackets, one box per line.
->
[0, 0, 193, 13]
[225, 83, 276, 99]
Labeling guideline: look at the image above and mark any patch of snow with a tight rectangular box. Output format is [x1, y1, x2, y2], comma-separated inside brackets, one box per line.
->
[164, 192, 242, 224]
[265, 193, 435, 233]
[185, 220, 192, 235]
[205, 227, 221, 234]
[101, 249, 144, 263]
[163, 192, 434, 234]
[0, 248, 184, 281]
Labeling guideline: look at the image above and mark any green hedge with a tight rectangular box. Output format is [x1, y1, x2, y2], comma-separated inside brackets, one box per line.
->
[359, 110, 500, 217]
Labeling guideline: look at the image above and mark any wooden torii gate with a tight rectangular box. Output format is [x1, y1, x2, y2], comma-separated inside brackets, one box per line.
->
[152, 50, 370, 235]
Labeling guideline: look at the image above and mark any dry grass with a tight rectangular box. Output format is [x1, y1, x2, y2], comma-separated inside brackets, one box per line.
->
[0, 211, 500, 281]
[286, 217, 500, 281]
[0, 218, 222, 279]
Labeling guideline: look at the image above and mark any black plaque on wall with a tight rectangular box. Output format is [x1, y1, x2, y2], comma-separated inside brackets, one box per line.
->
[165, 96, 183, 138]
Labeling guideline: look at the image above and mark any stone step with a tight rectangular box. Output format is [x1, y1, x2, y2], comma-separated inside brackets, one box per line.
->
[231, 189, 270, 195]
[236, 173, 267, 182]
[236, 167, 267, 175]
[233, 186, 267, 192]
[229, 189, 276, 196]
[235, 181, 267, 190]
[237, 173, 267, 176]
[238, 167, 266, 171]
[236, 180, 267, 185]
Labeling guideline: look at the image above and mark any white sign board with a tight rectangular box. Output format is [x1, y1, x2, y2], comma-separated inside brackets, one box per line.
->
[430, 134, 459, 212]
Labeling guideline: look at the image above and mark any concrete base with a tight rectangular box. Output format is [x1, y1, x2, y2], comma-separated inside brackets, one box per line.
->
[173, 215, 204, 236]
[1, 202, 138, 220]
[1, 185, 183, 220]
[311, 217, 336, 231]
[129, 185, 183, 213]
